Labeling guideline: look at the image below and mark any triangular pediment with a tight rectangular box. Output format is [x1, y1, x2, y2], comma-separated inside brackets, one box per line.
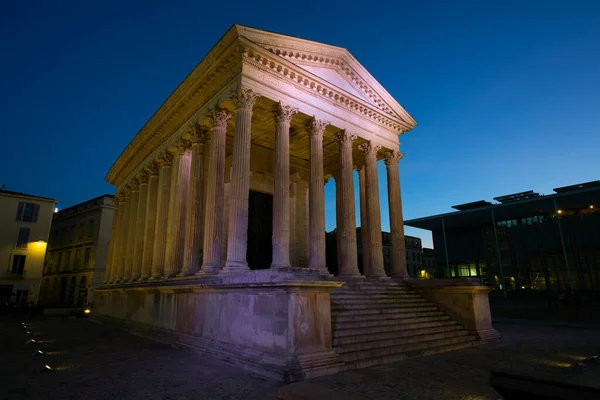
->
[234, 25, 417, 127]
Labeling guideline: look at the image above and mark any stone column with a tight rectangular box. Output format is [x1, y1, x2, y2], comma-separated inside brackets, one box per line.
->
[140, 162, 160, 280]
[385, 150, 410, 280]
[104, 194, 122, 283]
[131, 171, 149, 281]
[359, 142, 386, 278]
[123, 180, 140, 281]
[334, 131, 361, 278]
[202, 109, 230, 272]
[306, 118, 328, 270]
[114, 188, 131, 282]
[295, 179, 309, 267]
[223, 88, 260, 273]
[271, 102, 298, 269]
[358, 165, 370, 275]
[164, 143, 191, 278]
[150, 152, 173, 279]
[181, 125, 209, 276]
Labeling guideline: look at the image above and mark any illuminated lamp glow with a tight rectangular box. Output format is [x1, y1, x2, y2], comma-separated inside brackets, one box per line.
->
[557, 209, 563, 214]
[26, 339, 37, 344]
[84, 309, 91, 314]
[54, 208, 58, 213]
[591, 205, 595, 209]
[44, 365, 53, 370]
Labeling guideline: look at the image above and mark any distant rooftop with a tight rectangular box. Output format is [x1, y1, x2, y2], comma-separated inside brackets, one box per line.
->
[0, 188, 57, 202]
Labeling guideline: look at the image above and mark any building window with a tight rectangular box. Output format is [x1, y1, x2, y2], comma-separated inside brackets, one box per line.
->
[11, 255, 26, 275]
[412, 252, 416, 262]
[79, 222, 85, 239]
[65, 251, 71, 270]
[57, 252, 63, 271]
[16, 228, 30, 248]
[74, 249, 81, 270]
[84, 247, 91, 267]
[16, 202, 40, 222]
[88, 220, 95, 237]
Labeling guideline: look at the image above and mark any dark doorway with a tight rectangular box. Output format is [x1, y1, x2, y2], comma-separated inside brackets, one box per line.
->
[247, 190, 273, 269]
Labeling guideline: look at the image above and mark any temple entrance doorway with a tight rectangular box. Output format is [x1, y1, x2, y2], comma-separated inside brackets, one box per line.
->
[246, 190, 273, 269]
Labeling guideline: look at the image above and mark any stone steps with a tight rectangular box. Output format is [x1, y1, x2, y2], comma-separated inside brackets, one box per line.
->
[338, 334, 476, 362]
[332, 307, 443, 319]
[333, 323, 463, 345]
[335, 329, 470, 352]
[333, 315, 455, 330]
[331, 299, 431, 309]
[330, 281, 478, 371]
[342, 338, 477, 370]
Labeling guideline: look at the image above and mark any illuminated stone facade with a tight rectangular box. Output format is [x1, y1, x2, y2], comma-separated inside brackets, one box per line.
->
[40, 195, 114, 308]
[96, 25, 422, 381]
[0, 189, 56, 305]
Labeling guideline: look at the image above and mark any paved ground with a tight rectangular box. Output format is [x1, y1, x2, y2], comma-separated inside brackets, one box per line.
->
[1, 316, 599, 400]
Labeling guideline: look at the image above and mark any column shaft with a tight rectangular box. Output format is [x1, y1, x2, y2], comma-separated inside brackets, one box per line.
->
[386, 150, 409, 279]
[104, 198, 121, 283]
[114, 193, 131, 282]
[141, 165, 159, 279]
[131, 173, 149, 280]
[271, 103, 297, 268]
[123, 185, 140, 281]
[182, 131, 208, 275]
[295, 180, 309, 267]
[202, 110, 230, 272]
[151, 154, 173, 278]
[358, 166, 370, 275]
[165, 147, 191, 277]
[223, 89, 259, 272]
[307, 118, 328, 270]
[360, 142, 386, 278]
[334, 131, 360, 277]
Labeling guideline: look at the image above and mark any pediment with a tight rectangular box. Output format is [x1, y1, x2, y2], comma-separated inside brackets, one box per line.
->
[235, 25, 416, 127]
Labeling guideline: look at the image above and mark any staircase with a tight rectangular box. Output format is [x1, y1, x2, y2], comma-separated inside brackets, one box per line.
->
[331, 279, 478, 370]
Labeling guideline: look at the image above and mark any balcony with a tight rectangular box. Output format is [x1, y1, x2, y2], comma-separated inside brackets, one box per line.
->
[4, 270, 25, 280]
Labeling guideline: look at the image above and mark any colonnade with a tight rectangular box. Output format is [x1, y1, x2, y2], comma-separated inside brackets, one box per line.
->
[104, 90, 408, 283]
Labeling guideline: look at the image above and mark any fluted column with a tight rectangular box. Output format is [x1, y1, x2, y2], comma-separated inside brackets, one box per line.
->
[271, 102, 298, 269]
[223, 88, 260, 273]
[123, 181, 140, 281]
[181, 126, 209, 276]
[295, 179, 309, 267]
[140, 162, 160, 280]
[104, 194, 122, 283]
[358, 165, 370, 275]
[334, 131, 361, 278]
[131, 171, 149, 280]
[359, 141, 386, 278]
[164, 142, 191, 278]
[307, 118, 328, 270]
[150, 152, 173, 279]
[385, 150, 409, 280]
[115, 188, 131, 282]
[202, 109, 230, 272]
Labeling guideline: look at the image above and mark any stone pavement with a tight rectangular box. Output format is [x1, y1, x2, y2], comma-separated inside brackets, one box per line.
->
[1, 316, 599, 400]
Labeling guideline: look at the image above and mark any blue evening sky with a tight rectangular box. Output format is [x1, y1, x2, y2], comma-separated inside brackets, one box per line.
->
[1, 1, 599, 248]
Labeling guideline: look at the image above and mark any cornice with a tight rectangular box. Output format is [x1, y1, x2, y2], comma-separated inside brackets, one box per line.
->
[239, 39, 412, 134]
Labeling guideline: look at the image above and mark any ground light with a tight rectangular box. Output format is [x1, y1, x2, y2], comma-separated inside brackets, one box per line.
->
[33, 350, 44, 356]
[26, 339, 37, 344]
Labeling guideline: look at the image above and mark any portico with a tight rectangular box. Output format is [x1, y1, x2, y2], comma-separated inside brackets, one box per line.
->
[96, 25, 417, 381]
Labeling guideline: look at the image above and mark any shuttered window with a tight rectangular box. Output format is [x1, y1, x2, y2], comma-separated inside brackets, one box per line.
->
[11, 255, 26, 275]
[15, 202, 40, 222]
[16, 228, 30, 248]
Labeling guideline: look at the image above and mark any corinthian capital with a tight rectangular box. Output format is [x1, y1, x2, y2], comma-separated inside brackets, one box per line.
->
[157, 151, 174, 166]
[137, 170, 150, 184]
[208, 108, 231, 129]
[333, 130, 358, 147]
[189, 123, 210, 144]
[305, 117, 329, 137]
[130, 179, 140, 191]
[359, 142, 381, 157]
[384, 150, 404, 166]
[146, 161, 160, 176]
[171, 138, 190, 155]
[230, 87, 260, 110]
[273, 102, 298, 124]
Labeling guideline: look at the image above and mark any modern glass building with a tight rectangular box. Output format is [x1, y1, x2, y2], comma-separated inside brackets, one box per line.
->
[405, 181, 600, 294]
